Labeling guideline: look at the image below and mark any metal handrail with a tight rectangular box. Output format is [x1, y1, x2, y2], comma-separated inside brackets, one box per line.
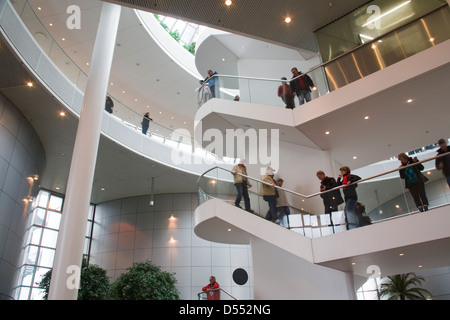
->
[197, 287, 238, 300]
[198, 151, 450, 200]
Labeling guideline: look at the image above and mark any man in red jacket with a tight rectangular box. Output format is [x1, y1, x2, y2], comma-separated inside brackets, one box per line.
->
[202, 276, 220, 300]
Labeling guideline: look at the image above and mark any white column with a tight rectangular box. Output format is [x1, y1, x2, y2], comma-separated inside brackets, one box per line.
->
[48, 2, 121, 300]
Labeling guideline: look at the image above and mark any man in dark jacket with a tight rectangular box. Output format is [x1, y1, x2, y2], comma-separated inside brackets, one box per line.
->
[436, 138, 450, 188]
[290, 67, 315, 106]
[317, 171, 343, 214]
[337, 166, 361, 230]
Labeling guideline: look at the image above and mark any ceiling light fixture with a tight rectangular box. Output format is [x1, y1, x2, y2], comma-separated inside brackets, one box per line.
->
[407, 99, 413, 103]
[285, 17, 292, 24]
[225, 0, 232, 6]
[26, 82, 33, 87]
[59, 111, 66, 117]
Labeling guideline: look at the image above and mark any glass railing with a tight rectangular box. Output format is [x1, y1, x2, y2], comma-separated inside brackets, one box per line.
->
[197, 288, 237, 300]
[198, 151, 450, 238]
[198, 4, 450, 108]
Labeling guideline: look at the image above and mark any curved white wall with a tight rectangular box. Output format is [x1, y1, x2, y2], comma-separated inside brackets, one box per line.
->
[0, 93, 45, 300]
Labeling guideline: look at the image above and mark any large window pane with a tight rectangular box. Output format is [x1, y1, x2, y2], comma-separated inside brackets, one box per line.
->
[38, 248, 55, 268]
[41, 229, 58, 248]
[45, 210, 61, 229]
[48, 195, 63, 211]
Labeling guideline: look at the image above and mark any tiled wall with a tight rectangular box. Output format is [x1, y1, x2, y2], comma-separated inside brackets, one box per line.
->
[90, 193, 253, 300]
[0, 93, 45, 300]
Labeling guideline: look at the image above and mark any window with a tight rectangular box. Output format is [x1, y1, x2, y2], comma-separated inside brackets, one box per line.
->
[14, 190, 95, 300]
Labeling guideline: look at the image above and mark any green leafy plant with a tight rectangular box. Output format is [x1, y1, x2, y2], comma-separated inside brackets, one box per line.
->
[378, 273, 432, 300]
[109, 260, 180, 300]
[37, 258, 110, 300]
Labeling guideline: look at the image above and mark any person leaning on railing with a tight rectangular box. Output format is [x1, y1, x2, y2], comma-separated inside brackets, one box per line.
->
[398, 153, 429, 212]
[202, 276, 220, 300]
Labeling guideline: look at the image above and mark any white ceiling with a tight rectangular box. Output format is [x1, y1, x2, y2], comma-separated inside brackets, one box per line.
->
[104, 0, 372, 52]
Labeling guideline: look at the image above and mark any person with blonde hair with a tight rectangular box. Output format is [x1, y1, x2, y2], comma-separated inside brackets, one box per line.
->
[260, 167, 278, 223]
[398, 153, 429, 212]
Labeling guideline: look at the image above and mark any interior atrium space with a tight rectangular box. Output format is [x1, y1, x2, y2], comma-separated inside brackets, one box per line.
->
[0, 0, 449, 303]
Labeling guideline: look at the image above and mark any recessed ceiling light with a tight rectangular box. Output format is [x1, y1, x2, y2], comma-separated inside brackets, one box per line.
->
[225, 0, 232, 6]
[227, 228, 232, 232]
[26, 82, 33, 87]
[399, 253, 404, 256]
[62, 37, 66, 41]
[325, 131, 330, 135]
[285, 17, 292, 23]
[364, 116, 370, 120]
[49, 23, 53, 27]
[59, 111, 66, 117]
[407, 99, 413, 103]
[353, 156, 357, 159]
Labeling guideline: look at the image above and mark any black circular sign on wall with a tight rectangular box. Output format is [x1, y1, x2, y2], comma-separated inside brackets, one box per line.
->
[232, 268, 248, 285]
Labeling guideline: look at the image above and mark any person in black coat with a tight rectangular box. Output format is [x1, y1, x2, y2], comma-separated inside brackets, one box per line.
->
[398, 153, 429, 212]
[436, 138, 450, 188]
[290, 67, 315, 106]
[317, 170, 343, 214]
[337, 166, 361, 230]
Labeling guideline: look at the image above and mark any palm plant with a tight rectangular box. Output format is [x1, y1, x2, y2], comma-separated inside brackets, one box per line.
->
[378, 273, 432, 300]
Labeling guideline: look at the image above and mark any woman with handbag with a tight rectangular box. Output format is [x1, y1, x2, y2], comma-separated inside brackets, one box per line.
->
[398, 153, 429, 212]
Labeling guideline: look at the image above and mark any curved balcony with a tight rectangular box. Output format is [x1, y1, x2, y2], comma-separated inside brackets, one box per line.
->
[0, 0, 240, 202]
[194, 153, 450, 281]
[195, 5, 450, 168]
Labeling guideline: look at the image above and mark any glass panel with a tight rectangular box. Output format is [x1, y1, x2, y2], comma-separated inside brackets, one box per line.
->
[28, 226, 42, 245]
[33, 208, 46, 226]
[36, 190, 49, 208]
[45, 210, 61, 230]
[41, 229, 58, 248]
[38, 248, 55, 268]
[315, 0, 448, 62]
[24, 245, 39, 265]
[48, 195, 63, 211]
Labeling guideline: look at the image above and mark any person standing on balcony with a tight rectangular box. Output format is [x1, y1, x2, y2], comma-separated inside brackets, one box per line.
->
[195, 80, 212, 106]
[205, 69, 220, 98]
[275, 178, 290, 227]
[436, 138, 450, 188]
[290, 67, 315, 106]
[104, 96, 114, 114]
[141, 112, 152, 135]
[202, 276, 220, 300]
[278, 77, 295, 109]
[337, 166, 361, 230]
[260, 167, 278, 223]
[232, 159, 254, 213]
[317, 170, 343, 214]
[398, 153, 429, 212]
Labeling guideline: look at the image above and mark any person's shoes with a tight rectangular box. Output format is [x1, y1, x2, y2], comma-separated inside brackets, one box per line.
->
[245, 208, 255, 213]
[418, 206, 424, 212]
[423, 205, 429, 211]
